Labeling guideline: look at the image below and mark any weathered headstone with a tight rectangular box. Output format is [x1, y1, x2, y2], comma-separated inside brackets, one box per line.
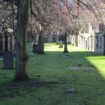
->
[33, 43, 38, 53]
[59, 41, 63, 48]
[3, 51, 14, 69]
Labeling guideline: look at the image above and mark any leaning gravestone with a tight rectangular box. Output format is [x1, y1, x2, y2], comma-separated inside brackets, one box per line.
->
[3, 51, 14, 69]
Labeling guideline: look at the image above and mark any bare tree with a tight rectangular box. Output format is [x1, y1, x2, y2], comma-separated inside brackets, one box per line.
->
[14, 0, 30, 81]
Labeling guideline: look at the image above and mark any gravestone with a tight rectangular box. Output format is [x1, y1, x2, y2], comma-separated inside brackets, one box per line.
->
[3, 51, 14, 69]
[33, 43, 38, 53]
[59, 41, 63, 48]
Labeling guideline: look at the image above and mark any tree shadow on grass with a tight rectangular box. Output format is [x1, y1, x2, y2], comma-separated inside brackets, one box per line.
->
[44, 50, 105, 76]
[0, 50, 105, 105]
[0, 79, 59, 98]
[42, 51, 105, 104]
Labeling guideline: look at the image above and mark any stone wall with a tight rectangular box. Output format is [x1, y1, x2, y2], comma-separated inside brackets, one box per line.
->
[69, 32, 105, 54]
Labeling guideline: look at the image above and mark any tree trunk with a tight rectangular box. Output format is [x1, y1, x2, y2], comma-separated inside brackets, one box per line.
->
[0, 34, 3, 54]
[37, 31, 44, 54]
[14, 0, 30, 81]
[63, 32, 68, 53]
[104, 34, 105, 55]
[4, 32, 8, 52]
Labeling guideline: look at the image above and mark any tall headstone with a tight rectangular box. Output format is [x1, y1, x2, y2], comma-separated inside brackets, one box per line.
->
[3, 51, 14, 69]
[33, 43, 38, 53]
[3, 31, 14, 69]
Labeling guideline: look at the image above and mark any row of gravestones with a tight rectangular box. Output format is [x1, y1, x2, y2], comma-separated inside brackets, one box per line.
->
[2, 39, 64, 69]
[3, 42, 37, 69]
[2, 40, 38, 69]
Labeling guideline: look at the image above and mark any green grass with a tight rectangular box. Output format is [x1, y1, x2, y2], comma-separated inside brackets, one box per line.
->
[0, 43, 105, 105]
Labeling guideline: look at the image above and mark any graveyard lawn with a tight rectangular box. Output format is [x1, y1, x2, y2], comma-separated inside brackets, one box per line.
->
[0, 43, 105, 105]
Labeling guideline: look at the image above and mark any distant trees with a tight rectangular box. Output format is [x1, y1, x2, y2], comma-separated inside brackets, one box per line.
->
[0, 0, 105, 81]
[30, 0, 54, 54]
